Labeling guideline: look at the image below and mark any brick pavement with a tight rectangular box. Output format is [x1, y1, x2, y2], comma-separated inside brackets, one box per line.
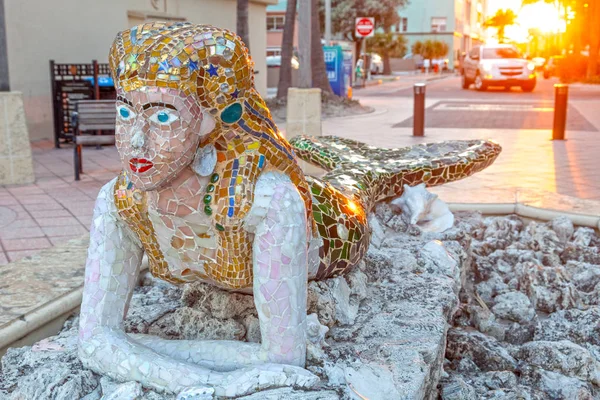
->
[0, 141, 121, 265]
[1, 84, 599, 264]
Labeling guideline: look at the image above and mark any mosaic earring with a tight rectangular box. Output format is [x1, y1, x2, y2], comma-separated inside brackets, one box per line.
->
[192, 144, 217, 177]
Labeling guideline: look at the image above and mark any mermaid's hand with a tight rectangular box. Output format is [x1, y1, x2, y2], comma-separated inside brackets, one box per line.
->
[180, 364, 319, 398]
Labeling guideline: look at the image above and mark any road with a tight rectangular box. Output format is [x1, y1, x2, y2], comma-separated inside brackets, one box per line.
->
[354, 75, 600, 132]
[359, 74, 600, 101]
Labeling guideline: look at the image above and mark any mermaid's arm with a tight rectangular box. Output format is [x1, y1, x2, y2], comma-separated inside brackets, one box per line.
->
[130, 171, 310, 370]
[78, 178, 315, 396]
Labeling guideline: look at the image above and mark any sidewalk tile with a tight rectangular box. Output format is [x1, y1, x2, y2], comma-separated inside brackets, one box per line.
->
[5, 219, 39, 229]
[0, 227, 45, 240]
[18, 195, 57, 205]
[7, 186, 45, 196]
[7, 250, 41, 262]
[34, 217, 83, 227]
[28, 209, 73, 218]
[1, 237, 52, 251]
[42, 225, 88, 237]
[48, 235, 87, 246]
[23, 202, 65, 211]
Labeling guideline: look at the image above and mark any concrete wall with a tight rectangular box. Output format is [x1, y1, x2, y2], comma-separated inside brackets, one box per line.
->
[5, 0, 276, 141]
[389, 58, 417, 72]
[394, 0, 486, 72]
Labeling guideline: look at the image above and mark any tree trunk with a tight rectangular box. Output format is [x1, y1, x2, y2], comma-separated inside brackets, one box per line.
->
[236, 0, 250, 51]
[0, 0, 10, 91]
[587, 0, 600, 78]
[382, 51, 392, 75]
[277, 0, 297, 100]
[310, 0, 333, 94]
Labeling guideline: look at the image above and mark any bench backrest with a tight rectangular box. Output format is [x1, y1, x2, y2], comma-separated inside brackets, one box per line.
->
[75, 100, 116, 132]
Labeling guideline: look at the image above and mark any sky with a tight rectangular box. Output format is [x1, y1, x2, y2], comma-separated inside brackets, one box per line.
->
[486, 0, 566, 42]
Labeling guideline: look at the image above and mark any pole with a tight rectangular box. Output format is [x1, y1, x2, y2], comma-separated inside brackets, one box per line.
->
[0, 0, 10, 91]
[552, 83, 568, 140]
[298, 0, 312, 88]
[325, 0, 332, 45]
[413, 83, 426, 137]
[362, 39, 367, 88]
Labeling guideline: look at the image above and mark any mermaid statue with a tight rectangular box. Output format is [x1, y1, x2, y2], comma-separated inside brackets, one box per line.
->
[78, 22, 501, 397]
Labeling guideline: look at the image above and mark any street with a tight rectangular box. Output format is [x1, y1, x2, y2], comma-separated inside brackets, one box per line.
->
[321, 75, 600, 201]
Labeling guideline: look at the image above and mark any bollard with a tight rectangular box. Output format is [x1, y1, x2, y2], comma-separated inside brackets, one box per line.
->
[413, 83, 426, 137]
[552, 84, 568, 140]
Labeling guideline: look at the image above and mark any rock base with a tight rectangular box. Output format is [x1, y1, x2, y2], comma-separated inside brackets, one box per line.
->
[442, 214, 600, 399]
[0, 205, 477, 399]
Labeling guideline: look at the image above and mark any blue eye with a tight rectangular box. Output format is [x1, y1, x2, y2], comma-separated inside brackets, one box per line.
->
[117, 105, 135, 121]
[157, 112, 169, 123]
[149, 109, 179, 125]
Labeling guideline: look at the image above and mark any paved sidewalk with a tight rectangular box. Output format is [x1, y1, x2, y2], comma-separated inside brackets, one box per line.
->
[1, 87, 599, 264]
[0, 141, 121, 264]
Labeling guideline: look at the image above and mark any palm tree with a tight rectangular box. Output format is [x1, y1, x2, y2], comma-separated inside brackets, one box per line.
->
[483, 9, 517, 43]
[277, 0, 298, 100]
[412, 40, 435, 70]
[236, 0, 250, 51]
[367, 33, 408, 75]
[433, 40, 449, 61]
[310, 0, 333, 94]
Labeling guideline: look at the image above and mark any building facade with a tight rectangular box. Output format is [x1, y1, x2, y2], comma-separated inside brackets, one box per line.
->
[4, 0, 276, 142]
[394, 0, 487, 70]
[266, 0, 298, 56]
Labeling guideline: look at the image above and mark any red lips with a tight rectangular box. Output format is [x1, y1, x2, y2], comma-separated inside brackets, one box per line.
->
[129, 158, 154, 173]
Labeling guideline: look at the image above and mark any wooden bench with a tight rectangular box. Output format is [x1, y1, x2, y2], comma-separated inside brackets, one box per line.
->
[72, 100, 116, 181]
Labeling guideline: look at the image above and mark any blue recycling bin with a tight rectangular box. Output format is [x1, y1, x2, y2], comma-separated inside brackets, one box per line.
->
[324, 45, 351, 97]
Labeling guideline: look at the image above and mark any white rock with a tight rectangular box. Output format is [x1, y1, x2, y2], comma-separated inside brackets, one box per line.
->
[344, 364, 401, 400]
[101, 380, 143, 400]
[330, 277, 358, 325]
[491, 291, 535, 323]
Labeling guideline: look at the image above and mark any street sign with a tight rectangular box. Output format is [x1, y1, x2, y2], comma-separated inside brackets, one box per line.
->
[355, 17, 375, 38]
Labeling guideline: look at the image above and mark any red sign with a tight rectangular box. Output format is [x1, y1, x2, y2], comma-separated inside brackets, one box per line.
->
[355, 17, 375, 38]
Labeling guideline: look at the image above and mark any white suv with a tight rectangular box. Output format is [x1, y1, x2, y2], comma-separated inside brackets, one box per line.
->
[461, 45, 537, 92]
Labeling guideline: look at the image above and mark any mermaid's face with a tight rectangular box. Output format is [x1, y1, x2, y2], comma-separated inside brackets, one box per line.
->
[115, 87, 213, 191]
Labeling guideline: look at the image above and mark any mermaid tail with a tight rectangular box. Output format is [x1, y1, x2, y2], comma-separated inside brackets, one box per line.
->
[290, 135, 502, 279]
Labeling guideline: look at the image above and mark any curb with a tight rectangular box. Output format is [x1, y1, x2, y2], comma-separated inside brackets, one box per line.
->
[353, 73, 454, 89]
[448, 202, 600, 229]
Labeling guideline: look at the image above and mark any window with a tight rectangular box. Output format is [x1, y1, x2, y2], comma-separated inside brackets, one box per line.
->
[401, 17, 408, 32]
[267, 15, 285, 31]
[431, 17, 447, 32]
[482, 47, 521, 59]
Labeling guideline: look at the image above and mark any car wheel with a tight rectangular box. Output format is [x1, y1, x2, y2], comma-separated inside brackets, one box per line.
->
[474, 74, 486, 91]
[522, 82, 536, 92]
[461, 74, 471, 89]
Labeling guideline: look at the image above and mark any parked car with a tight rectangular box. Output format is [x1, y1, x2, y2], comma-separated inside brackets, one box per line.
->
[543, 55, 565, 79]
[461, 44, 537, 92]
[266, 55, 300, 69]
[402, 53, 424, 69]
[532, 57, 546, 71]
[357, 53, 384, 75]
